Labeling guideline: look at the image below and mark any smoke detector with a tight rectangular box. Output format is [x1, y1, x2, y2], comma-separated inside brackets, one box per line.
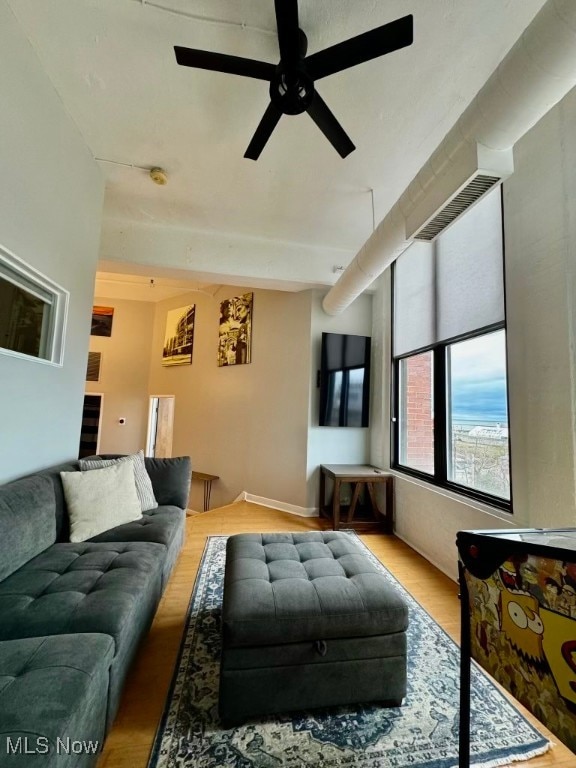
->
[150, 167, 168, 185]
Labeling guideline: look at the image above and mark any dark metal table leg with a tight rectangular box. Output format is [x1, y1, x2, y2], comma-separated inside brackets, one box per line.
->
[459, 560, 471, 768]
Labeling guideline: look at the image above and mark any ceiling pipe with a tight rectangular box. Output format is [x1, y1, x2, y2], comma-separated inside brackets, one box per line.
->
[322, 0, 576, 315]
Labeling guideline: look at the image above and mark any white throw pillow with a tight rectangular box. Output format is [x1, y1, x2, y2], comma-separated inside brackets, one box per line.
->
[61, 461, 143, 542]
[79, 450, 158, 512]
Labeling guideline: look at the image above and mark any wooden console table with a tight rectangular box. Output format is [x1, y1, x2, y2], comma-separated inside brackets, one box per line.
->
[192, 471, 219, 511]
[319, 464, 394, 533]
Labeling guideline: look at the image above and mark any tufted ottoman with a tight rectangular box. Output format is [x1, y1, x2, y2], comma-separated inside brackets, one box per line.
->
[219, 532, 408, 725]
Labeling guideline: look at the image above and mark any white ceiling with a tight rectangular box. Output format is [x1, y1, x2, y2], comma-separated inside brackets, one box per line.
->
[8, 0, 546, 298]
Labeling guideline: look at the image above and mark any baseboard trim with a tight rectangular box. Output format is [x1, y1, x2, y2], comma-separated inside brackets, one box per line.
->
[394, 531, 458, 584]
[233, 491, 319, 518]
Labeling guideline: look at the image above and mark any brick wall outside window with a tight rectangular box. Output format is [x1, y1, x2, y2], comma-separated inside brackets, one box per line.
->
[401, 353, 434, 474]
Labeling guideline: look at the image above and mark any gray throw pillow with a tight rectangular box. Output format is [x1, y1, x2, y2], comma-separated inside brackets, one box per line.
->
[79, 450, 158, 512]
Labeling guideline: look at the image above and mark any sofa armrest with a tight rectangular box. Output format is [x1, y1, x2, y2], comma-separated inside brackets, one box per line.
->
[144, 456, 192, 510]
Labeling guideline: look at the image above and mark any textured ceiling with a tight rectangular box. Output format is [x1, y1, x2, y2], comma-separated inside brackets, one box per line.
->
[8, 0, 546, 294]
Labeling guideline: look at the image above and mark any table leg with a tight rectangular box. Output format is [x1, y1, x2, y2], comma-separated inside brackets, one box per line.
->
[204, 480, 213, 512]
[332, 478, 341, 530]
[347, 483, 362, 523]
[366, 482, 378, 521]
[319, 469, 326, 520]
[458, 560, 471, 768]
[384, 477, 394, 533]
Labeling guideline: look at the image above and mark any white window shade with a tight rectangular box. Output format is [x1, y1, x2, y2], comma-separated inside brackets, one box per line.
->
[393, 186, 504, 356]
[393, 241, 435, 357]
[436, 186, 504, 342]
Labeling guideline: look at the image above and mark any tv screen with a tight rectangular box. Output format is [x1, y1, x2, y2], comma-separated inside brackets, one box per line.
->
[319, 332, 371, 427]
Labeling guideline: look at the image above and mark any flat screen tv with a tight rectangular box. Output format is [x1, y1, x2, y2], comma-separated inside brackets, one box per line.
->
[319, 332, 371, 427]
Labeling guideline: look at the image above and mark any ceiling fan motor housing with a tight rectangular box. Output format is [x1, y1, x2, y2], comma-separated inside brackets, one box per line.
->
[270, 64, 314, 115]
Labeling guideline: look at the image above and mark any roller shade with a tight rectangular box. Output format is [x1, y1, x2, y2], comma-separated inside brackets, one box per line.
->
[394, 186, 504, 357]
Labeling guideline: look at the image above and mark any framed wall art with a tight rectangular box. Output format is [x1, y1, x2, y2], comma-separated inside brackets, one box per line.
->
[91, 306, 114, 337]
[218, 292, 253, 367]
[162, 304, 195, 367]
[86, 351, 102, 382]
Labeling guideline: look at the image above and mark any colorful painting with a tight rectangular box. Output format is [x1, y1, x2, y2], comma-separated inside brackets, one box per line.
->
[218, 293, 253, 367]
[464, 551, 576, 752]
[162, 305, 195, 367]
[91, 305, 114, 337]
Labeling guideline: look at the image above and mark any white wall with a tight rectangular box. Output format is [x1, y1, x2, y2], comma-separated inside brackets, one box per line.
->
[87, 297, 155, 454]
[148, 287, 312, 512]
[100, 219, 348, 293]
[307, 290, 373, 508]
[373, 84, 576, 581]
[0, 1, 104, 482]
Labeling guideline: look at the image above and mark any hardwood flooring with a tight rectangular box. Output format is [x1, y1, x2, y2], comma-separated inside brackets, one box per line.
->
[97, 502, 574, 767]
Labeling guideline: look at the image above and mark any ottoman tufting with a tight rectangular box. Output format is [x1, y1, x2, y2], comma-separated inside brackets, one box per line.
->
[219, 532, 408, 725]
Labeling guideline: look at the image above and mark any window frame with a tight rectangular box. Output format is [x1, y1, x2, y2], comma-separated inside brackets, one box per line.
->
[390, 187, 511, 512]
[391, 322, 512, 511]
[0, 243, 69, 366]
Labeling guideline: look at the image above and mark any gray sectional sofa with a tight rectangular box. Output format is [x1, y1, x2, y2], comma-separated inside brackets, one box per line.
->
[0, 454, 191, 768]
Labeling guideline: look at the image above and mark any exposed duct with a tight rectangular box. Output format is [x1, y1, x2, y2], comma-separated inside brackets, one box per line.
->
[323, 0, 576, 315]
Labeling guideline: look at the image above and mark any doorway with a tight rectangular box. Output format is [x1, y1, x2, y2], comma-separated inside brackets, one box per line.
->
[79, 393, 103, 458]
[146, 396, 175, 458]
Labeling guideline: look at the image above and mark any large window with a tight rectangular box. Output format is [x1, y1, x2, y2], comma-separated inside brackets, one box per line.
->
[392, 187, 510, 508]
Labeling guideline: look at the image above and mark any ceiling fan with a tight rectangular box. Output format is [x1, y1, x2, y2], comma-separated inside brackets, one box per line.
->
[174, 1, 413, 160]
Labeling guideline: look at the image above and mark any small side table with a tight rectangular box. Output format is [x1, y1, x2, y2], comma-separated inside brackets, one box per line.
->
[319, 464, 394, 532]
[192, 471, 219, 511]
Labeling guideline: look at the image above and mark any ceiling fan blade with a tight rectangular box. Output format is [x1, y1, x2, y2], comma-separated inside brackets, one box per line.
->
[306, 90, 355, 158]
[174, 46, 275, 81]
[305, 14, 413, 81]
[274, 0, 300, 64]
[244, 102, 283, 160]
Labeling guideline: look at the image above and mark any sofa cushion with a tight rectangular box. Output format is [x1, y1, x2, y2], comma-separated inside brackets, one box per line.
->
[0, 476, 56, 581]
[86, 506, 186, 590]
[144, 456, 191, 509]
[0, 633, 114, 768]
[32, 462, 79, 543]
[61, 461, 142, 542]
[0, 540, 165, 725]
[79, 450, 158, 512]
[87, 505, 184, 548]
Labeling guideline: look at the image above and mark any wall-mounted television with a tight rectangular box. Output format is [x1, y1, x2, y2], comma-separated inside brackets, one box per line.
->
[319, 332, 371, 427]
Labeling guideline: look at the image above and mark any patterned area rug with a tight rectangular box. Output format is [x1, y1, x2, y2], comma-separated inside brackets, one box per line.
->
[148, 534, 549, 768]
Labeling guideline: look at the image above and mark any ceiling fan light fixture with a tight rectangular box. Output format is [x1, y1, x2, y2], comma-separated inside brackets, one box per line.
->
[150, 167, 168, 185]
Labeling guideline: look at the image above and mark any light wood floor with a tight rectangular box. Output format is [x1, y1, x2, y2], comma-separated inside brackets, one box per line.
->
[97, 502, 574, 768]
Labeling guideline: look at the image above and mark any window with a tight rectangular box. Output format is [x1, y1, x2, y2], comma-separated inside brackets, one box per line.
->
[0, 245, 68, 366]
[392, 186, 510, 508]
[447, 331, 510, 500]
[398, 351, 434, 474]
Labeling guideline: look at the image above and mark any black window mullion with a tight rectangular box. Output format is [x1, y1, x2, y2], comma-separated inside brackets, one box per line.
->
[391, 358, 400, 467]
[433, 344, 447, 485]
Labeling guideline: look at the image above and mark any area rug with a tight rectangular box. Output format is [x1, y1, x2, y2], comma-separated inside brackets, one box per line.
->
[148, 534, 550, 768]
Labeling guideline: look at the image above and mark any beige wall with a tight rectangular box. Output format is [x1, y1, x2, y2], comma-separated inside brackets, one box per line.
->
[85, 285, 373, 513]
[86, 298, 155, 455]
[148, 287, 313, 512]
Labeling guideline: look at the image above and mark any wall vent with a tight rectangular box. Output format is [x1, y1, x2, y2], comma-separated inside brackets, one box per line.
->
[412, 174, 501, 241]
